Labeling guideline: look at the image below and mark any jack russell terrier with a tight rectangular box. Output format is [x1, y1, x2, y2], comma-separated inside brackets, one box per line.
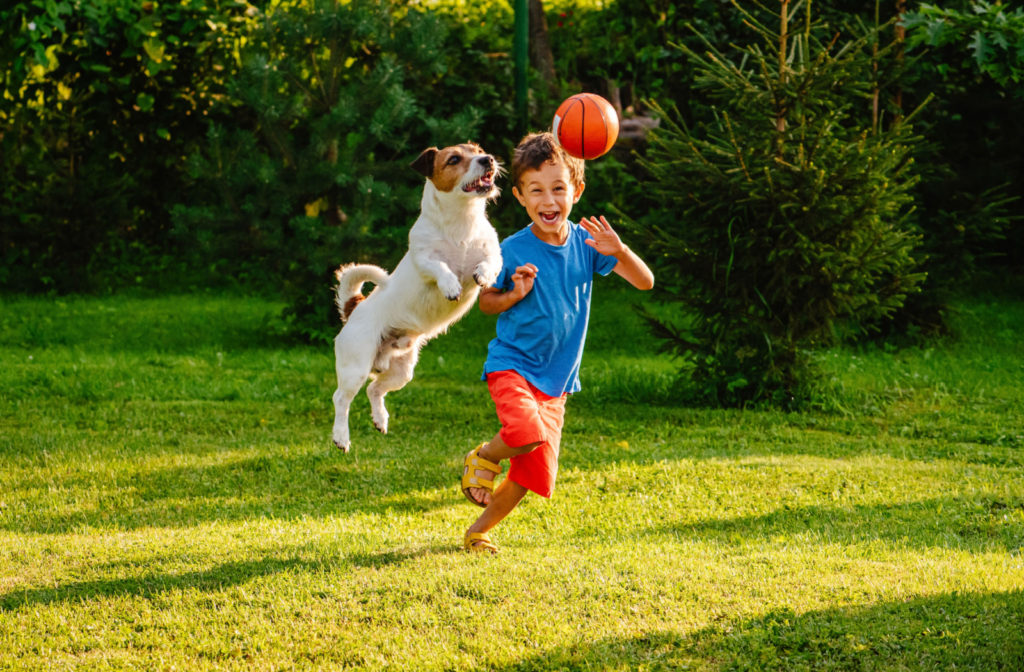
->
[331, 143, 502, 451]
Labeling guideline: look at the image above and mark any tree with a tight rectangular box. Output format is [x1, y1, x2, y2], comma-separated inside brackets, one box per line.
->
[631, 0, 926, 406]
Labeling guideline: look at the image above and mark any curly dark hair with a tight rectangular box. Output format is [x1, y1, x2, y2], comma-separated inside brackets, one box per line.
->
[510, 132, 585, 189]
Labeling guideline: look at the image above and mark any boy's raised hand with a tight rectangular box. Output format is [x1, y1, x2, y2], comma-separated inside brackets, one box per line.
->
[510, 263, 538, 299]
[581, 216, 626, 257]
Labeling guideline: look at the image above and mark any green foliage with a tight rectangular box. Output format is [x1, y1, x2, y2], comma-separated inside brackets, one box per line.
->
[0, 0, 255, 291]
[903, 1, 1024, 92]
[896, 1, 1024, 288]
[2, 0, 1021, 341]
[543, 0, 747, 110]
[631, 3, 926, 406]
[172, 0, 516, 342]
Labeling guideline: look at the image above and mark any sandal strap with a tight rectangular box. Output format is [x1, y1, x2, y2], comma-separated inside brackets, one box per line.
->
[462, 471, 495, 490]
[464, 445, 502, 475]
[460, 444, 502, 507]
[464, 532, 498, 552]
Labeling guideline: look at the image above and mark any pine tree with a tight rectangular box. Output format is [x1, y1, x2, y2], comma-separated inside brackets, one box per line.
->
[635, 0, 926, 406]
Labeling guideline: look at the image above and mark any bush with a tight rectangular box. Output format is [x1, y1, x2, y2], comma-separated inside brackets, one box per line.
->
[172, 0, 517, 341]
[630, 2, 926, 406]
[899, 2, 1024, 283]
[0, 0, 253, 292]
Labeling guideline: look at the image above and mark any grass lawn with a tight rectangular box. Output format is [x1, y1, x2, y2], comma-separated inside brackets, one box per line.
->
[1, 288, 1022, 670]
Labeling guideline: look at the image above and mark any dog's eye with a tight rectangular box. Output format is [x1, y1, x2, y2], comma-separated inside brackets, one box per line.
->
[446, 155, 462, 166]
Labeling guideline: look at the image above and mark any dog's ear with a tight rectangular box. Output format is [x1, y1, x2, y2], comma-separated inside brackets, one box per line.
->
[411, 148, 438, 178]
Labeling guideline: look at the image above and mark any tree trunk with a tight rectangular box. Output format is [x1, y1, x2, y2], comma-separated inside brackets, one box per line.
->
[894, 0, 906, 121]
[777, 0, 789, 133]
[528, 0, 557, 90]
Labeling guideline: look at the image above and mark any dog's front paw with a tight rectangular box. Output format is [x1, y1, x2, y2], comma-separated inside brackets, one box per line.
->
[438, 274, 463, 301]
[473, 262, 499, 288]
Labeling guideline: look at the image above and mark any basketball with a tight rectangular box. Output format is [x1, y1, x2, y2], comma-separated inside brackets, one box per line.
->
[552, 93, 619, 160]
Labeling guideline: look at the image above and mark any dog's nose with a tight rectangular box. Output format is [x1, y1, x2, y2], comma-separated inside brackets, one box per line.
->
[477, 155, 495, 168]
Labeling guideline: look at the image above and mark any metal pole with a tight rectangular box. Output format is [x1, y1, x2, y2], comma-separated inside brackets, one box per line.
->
[514, 0, 528, 136]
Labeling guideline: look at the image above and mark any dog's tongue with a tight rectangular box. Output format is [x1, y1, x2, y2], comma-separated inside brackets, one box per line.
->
[464, 171, 495, 192]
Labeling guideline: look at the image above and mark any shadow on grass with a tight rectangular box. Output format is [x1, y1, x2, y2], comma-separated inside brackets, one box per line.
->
[643, 495, 1024, 554]
[564, 402, 1024, 468]
[0, 556, 319, 613]
[6, 407, 1022, 537]
[492, 590, 1024, 671]
[1, 384, 500, 534]
[0, 443, 469, 534]
[0, 543, 457, 613]
[3, 363, 1019, 536]
[345, 543, 457, 569]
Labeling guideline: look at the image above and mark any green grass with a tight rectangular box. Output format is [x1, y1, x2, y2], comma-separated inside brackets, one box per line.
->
[1, 289, 1022, 670]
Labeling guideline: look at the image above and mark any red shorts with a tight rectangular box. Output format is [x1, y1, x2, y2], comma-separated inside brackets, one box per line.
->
[486, 370, 567, 499]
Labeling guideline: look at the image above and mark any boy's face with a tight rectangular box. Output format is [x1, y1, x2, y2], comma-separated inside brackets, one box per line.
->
[512, 159, 585, 245]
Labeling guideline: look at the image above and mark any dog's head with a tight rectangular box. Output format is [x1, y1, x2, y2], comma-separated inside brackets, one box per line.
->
[411, 143, 499, 201]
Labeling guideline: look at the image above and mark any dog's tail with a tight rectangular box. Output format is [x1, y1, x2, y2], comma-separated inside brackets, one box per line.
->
[334, 263, 388, 322]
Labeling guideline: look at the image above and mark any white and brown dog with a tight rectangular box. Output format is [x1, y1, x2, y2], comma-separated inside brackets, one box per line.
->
[331, 143, 502, 451]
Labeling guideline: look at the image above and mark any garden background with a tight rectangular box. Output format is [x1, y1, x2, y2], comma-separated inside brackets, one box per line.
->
[2, 0, 1023, 669]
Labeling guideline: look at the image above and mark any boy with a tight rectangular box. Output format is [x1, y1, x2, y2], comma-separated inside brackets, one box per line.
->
[460, 131, 654, 553]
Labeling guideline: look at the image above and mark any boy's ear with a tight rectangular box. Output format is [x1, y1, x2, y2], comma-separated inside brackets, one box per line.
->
[411, 148, 438, 178]
[573, 181, 586, 202]
[512, 185, 527, 207]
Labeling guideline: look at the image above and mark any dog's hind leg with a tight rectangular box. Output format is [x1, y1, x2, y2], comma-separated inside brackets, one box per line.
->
[331, 328, 377, 452]
[366, 340, 422, 435]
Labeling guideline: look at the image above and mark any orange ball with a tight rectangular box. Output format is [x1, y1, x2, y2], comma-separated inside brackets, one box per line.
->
[552, 93, 619, 160]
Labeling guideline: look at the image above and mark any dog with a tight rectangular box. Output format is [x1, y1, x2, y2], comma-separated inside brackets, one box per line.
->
[331, 143, 502, 451]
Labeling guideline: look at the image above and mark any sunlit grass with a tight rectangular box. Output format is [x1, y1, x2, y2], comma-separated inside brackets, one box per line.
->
[1, 289, 1022, 670]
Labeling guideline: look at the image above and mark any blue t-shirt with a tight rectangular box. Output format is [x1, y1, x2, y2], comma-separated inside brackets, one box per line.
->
[482, 221, 618, 397]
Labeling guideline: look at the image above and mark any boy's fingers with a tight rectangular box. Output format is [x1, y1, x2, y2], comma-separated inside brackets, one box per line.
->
[582, 216, 612, 234]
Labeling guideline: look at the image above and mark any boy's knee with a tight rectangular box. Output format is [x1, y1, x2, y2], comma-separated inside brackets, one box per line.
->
[508, 440, 541, 456]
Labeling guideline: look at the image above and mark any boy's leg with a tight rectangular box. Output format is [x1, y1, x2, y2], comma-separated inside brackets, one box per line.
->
[464, 433, 540, 507]
[465, 477, 529, 550]
[482, 432, 540, 462]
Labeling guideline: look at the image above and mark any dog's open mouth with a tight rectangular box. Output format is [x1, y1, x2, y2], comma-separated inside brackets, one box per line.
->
[463, 170, 496, 194]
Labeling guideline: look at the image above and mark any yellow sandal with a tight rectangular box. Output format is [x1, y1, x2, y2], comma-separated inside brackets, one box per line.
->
[461, 443, 502, 508]
[464, 531, 498, 554]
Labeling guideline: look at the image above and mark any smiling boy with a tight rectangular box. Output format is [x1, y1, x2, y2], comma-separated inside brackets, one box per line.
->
[459, 131, 654, 553]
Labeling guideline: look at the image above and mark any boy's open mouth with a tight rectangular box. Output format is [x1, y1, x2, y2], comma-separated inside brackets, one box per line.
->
[539, 211, 560, 224]
[463, 170, 496, 194]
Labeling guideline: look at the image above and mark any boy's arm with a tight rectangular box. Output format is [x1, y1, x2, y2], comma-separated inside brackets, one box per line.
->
[610, 246, 655, 290]
[478, 264, 539, 314]
[581, 216, 655, 290]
